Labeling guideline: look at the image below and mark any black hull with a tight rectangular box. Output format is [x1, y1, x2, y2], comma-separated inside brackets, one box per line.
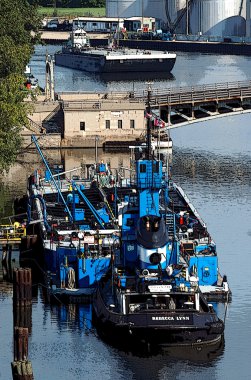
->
[93, 288, 224, 347]
[94, 317, 225, 360]
[54, 51, 176, 74]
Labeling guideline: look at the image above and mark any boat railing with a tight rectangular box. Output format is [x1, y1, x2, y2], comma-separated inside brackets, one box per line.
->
[0, 224, 26, 241]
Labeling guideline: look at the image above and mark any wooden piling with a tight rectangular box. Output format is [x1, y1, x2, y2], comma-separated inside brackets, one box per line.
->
[11, 360, 34, 380]
[14, 327, 29, 362]
[12, 268, 34, 379]
[13, 268, 32, 307]
[13, 305, 32, 333]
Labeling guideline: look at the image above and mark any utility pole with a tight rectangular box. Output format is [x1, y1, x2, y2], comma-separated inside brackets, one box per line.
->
[142, 0, 144, 30]
[53, 0, 57, 17]
[186, 0, 189, 36]
[246, 0, 251, 37]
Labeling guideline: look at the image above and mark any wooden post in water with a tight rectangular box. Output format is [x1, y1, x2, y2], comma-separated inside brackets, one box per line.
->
[14, 327, 29, 362]
[11, 360, 34, 380]
[13, 268, 32, 307]
[12, 268, 34, 379]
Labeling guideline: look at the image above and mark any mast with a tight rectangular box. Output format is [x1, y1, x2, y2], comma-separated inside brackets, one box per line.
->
[146, 84, 152, 160]
[117, 0, 120, 47]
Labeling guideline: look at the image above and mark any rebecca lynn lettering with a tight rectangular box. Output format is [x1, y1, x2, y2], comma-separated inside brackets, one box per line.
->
[152, 316, 190, 321]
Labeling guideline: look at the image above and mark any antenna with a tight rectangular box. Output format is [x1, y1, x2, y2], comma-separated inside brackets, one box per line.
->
[146, 82, 153, 160]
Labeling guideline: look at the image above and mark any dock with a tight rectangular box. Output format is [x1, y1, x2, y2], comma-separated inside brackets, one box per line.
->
[0, 224, 27, 254]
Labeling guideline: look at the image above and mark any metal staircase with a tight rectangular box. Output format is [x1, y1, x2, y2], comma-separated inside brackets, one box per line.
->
[166, 213, 175, 239]
[42, 104, 64, 133]
[27, 118, 45, 134]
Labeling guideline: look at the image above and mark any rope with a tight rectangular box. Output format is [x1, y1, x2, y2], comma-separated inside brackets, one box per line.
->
[67, 268, 76, 289]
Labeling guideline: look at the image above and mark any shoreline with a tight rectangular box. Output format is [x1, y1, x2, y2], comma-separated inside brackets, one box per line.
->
[40, 31, 251, 55]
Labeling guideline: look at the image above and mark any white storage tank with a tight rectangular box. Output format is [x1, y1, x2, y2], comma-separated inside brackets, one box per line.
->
[189, 0, 246, 36]
[106, 0, 142, 17]
[163, 0, 187, 32]
[106, 0, 166, 21]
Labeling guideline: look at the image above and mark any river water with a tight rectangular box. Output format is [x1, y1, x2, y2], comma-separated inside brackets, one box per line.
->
[1, 46, 251, 379]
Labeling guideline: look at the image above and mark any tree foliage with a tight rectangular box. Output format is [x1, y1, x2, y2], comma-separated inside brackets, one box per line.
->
[0, 0, 41, 173]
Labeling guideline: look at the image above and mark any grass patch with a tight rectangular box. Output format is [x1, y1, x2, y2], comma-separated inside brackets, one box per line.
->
[38, 7, 106, 18]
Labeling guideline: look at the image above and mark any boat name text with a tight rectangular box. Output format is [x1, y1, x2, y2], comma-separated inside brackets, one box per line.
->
[152, 316, 190, 321]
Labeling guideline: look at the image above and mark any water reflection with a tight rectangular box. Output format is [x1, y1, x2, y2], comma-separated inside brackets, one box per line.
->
[0, 250, 20, 282]
[95, 322, 225, 363]
[30, 45, 251, 93]
[47, 297, 225, 368]
[99, 71, 175, 83]
[173, 147, 251, 187]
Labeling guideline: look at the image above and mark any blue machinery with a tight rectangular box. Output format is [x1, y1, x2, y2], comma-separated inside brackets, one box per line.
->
[31, 135, 73, 222]
[31, 135, 107, 229]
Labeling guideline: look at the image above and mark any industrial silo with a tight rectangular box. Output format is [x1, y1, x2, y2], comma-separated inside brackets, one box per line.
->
[106, 0, 142, 17]
[162, 0, 187, 33]
[106, 0, 167, 21]
[189, 0, 246, 37]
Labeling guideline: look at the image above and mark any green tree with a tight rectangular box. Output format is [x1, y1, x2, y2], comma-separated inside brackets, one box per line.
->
[0, 0, 41, 173]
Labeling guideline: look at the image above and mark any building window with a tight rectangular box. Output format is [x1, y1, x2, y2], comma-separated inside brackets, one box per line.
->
[105, 120, 110, 129]
[80, 122, 85, 131]
[118, 120, 122, 129]
[130, 119, 135, 129]
[92, 23, 97, 26]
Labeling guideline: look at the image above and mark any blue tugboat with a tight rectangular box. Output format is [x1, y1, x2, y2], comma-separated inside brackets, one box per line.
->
[92, 90, 225, 347]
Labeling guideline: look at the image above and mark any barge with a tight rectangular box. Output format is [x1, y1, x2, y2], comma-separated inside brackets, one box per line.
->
[54, 29, 176, 74]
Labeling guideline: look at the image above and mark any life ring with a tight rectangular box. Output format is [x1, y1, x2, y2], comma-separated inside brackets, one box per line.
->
[142, 269, 149, 277]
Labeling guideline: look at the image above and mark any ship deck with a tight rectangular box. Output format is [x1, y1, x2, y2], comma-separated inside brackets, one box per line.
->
[64, 47, 176, 60]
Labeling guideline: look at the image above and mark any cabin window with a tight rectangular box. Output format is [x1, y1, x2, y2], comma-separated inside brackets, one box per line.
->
[126, 218, 134, 226]
[130, 120, 135, 129]
[92, 23, 97, 26]
[118, 120, 123, 129]
[105, 120, 110, 129]
[80, 122, 85, 131]
[152, 162, 159, 173]
[140, 164, 146, 173]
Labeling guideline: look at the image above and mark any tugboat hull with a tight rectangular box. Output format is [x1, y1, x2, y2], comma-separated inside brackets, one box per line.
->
[93, 288, 224, 347]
